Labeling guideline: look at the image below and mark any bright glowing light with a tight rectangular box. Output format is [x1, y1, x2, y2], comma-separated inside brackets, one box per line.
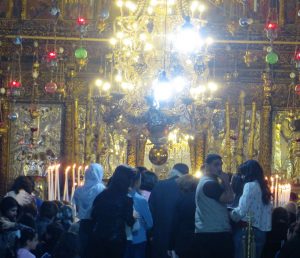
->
[152, 78, 173, 102]
[185, 59, 193, 65]
[168, 130, 178, 143]
[173, 76, 186, 92]
[195, 170, 203, 178]
[95, 79, 103, 87]
[144, 43, 153, 51]
[125, 1, 137, 12]
[115, 73, 122, 82]
[207, 81, 218, 92]
[150, 0, 158, 6]
[190, 1, 199, 11]
[139, 33, 147, 41]
[102, 82, 111, 91]
[198, 4, 206, 12]
[174, 26, 203, 53]
[123, 38, 132, 46]
[147, 7, 154, 14]
[116, 31, 125, 39]
[168, 0, 176, 5]
[110, 38, 117, 45]
[116, 0, 123, 7]
[206, 37, 214, 45]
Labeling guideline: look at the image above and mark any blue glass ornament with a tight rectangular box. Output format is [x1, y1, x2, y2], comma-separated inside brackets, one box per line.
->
[99, 9, 109, 20]
[8, 112, 18, 121]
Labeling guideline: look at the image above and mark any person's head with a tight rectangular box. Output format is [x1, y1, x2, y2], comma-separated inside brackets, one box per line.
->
[204, 154, 223, 176]
[169, 163, 189, 178]
[131, 170, 142, 191]
[272, 207, 289, 225]
[177, 174, 198, 193]
[53, 232, 80, 258]
[45, 222, 65, 245]
[19, 213, 36, 229]
[18, 227, 38, 250]
[56, 205, 74, 231]
[0, 196, 19, 221]
[290, 192, 298, 202]
[11, 176, 34, 194]
[84, 163, 104, 185]
[40, 201, 58, 220]
[287, 222, 300, 240]
[238, 160, 271, 205]
[286, 202, 297, 215]
[109, 165, 137, 194]
[140, 171, 158, 192]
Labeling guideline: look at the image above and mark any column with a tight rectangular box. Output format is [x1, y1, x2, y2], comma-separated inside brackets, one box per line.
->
[258, 72, 273, 176]
[189, 132, 206, 174]
[64, 99, 74, 165]
[236, 91, 246, 167]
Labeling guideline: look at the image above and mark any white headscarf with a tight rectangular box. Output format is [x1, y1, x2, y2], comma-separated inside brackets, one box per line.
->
[73, 163, 105, 219]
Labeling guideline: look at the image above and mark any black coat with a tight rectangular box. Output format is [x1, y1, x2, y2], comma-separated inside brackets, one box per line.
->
[169, 191, 196, 256]
[149, 177, 181, 258]
[278, 236, 300, 258]
[91, 188, 135, 242]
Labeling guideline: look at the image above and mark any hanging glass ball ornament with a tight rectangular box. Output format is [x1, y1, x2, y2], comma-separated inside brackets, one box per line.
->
[50, 6, 60, 16]
[9, 80, 21, 88]
[0, 88, 5, 94]
[147, 19, 154, 33]
[295, 84, 300, 95]
[266, 52, 279, 64]
[13, 36, 22, 45]
[239, 17, 250, 27]
[99, 8, 109, 20]
[265, 22, 279, 40]
[149, 146, 168, 166]
[75, 47, 88, 59]
[45, 81, 57, 94]
[8, 112, 18, 121]
[290, 72, 296, 79]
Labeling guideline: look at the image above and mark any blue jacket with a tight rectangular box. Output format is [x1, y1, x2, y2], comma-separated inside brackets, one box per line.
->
[130, 191, 153, 244]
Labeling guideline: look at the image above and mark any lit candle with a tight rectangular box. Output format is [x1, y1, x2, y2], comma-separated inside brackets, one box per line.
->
[50, 165, 55, 200]
[77, 165, 82, 188]
[63, 166, 71, 202]
[55, 164, 61, 201]
[274, 175, 279, 207]
[71, 164, 76, 201]
[83, 165, 89, 186]
[47, 166, 52, 201]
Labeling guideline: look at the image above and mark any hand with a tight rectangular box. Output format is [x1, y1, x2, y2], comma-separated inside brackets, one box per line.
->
[218, 172, 230, 184]
[0, 217, 16, 230]
[133, 210, 140, 219]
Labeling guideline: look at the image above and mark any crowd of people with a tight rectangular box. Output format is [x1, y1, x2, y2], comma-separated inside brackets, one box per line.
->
[0, 154, 300, 258]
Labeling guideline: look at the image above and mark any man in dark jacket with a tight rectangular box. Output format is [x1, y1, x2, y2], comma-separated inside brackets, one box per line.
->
[149, 163, 189, 258]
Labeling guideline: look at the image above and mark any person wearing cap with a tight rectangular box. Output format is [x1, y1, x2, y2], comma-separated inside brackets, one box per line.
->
[149, 163, 189, 258]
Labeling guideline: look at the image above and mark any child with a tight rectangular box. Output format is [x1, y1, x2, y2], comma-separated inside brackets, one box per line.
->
[17, 228, 38, 258]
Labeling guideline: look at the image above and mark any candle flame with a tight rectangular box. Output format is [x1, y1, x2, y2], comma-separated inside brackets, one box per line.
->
[73, 163, 76, 169]
[84, 165, 89, 171]
[56, 164, 61, 169]
[78, 165, 82, 170]
[65, 166, 71, 173]
[275, 174, 279, 179]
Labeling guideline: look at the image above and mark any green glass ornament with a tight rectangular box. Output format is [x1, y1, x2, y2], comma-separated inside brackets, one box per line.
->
[75, 47, 88, 59]
[265, 52, 278, 64]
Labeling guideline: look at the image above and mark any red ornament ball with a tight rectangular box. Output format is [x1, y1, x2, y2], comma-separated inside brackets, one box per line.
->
[9, 80, 21, 88]
[47, 51, 57, 60]
[77, 17, 86, 26]
[45, 81, 57, 93]
[294, 51, 300, 61]
[266, 22, 278, 30]
[295, 84, 300, 95]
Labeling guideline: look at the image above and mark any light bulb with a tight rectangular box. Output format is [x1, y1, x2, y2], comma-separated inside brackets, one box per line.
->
[115, 73, 122, 82]
[139, 33, 147, 41]
[198, 4, 206, 12]
[147, 7, 154, 14]
[95, 79, 103, 87]
[174, 25, 203, 53]
[206, 37, 214, 45]
[116, 31, 125, 39]
[102, 82, 111, 91]
[144, 43, 153, 51]
[125, 1, 137, 12]
[207, 81, 218, 92]
[116, 0, 123, 7]
[190, 1, 199, 11]
[172, 76, 186, 92]
[110, 38, 117, 45]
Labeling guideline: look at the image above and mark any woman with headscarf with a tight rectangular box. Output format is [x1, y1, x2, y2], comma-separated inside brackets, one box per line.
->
[73, 163, 105, 257]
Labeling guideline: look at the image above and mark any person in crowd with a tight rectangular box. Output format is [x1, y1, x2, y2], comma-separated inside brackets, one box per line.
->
[16, 227, 38, 258]
[52, 232, 80, 258]
[19, 213, 36, 230]
[285, 202, 297, 226]
[55, 204, 74, 231]
[139, 170, 158, 202]
[35, 222, 65, 258]
[27, 176, 43, 211]
[73, 163, 105, 256]
[230, 160, 272, 258]
[277, 221, 300, 258]
[194, 154, 234, 258]
[263, 207, 289, 258]
[149, 163, 189, 258]
[88, 165, 137, 258]
[124, 170, 153, 258]
[168, 174, 198, 258]
[230, 170, 244, 208]
[36, 202, 58, 239]
[6, 176, 37, 216]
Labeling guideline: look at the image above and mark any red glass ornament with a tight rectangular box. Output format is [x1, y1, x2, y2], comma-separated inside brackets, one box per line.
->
[9, 80, 21, 88]
[77, 17, 86, 26]
[47, 51, 57, 60]
[45, 81, 57, 93]
[266, 22, 278, 30]
[295, 84, 300, 95]
[294, 51, 300, 61]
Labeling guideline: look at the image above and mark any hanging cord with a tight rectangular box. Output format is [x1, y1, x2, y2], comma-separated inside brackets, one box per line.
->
[163, 0, 168, 71]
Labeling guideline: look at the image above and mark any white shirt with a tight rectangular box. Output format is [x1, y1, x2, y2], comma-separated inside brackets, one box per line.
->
[231, 181, 272, 231]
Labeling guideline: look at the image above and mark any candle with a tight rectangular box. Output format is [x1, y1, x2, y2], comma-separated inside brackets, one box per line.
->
[50, 165, 54, 200]
[83, 165, 89, 186]
[77, 165, 82, 188]
[55, 164, 61, 201]
[274, 175, 279, 207]
[47, 166, 52, 201]
[63, 166, 71, 202]
[71, 164, 76, 201]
